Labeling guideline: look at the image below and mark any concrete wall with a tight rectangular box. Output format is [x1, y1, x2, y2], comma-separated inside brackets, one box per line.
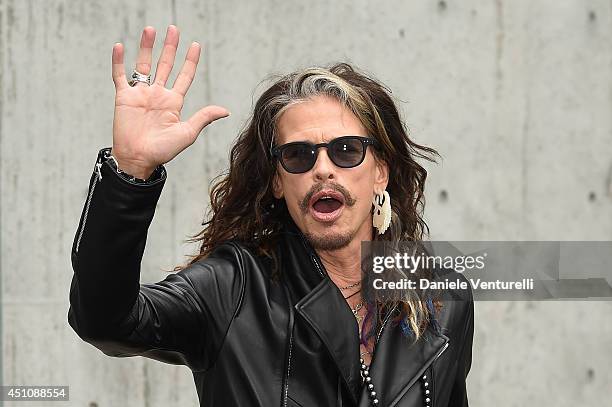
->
[1, 0, 610, 405]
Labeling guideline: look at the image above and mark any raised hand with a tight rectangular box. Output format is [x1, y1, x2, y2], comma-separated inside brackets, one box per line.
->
[110, 25, 230, 179]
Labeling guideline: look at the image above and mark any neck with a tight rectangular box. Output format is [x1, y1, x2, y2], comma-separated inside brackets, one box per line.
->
[317, 240, 362, 284]
[316, 222, 374, 287]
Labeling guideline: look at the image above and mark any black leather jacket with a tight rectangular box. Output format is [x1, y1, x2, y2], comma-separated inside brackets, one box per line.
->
[68, 148, 474, 407]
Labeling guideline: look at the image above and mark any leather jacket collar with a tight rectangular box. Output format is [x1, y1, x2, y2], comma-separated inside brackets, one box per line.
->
[277, 218, 450, 406]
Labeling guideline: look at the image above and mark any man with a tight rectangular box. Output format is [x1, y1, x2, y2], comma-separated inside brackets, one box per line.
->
[68, 25, 473, 406]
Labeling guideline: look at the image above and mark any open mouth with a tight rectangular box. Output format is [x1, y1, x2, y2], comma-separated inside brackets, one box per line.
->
[309, 190, 345, 222]
[313, 197, 343, 213]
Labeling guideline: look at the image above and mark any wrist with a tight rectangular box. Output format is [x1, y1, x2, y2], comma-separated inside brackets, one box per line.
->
[107, 155, 161, 183]
[111, 156, 156, 180]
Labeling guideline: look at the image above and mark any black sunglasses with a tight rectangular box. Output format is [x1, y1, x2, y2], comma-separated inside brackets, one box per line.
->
[270, 135, 380, 174]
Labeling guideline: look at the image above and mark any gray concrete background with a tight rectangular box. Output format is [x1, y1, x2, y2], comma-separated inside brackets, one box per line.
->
[1, 0, 611, 406]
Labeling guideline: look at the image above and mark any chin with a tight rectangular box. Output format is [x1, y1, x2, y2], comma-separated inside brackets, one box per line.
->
[303, 227, 355, 251]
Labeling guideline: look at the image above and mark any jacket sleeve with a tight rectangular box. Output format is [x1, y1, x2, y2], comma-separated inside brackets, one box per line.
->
[67, 147, 244, 372]
[447, 284, 474, 407]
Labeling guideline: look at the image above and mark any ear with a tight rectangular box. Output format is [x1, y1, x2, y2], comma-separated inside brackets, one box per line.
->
[272, 170, 284, 199]
[373, 157, 389, 194]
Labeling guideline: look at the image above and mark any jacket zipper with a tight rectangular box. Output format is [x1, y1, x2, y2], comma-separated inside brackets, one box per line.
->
[75, 157, 104, 253]
[303, 237, 326, 278]
[280, 233, 325, 406]
[358, 302, 397, 390]
[281, 280, 295, 407]
[283, 327, 294, 407]
[376, 304, 398, 344]
[310, 254, 326, 278]
[434, 341, 449, 360]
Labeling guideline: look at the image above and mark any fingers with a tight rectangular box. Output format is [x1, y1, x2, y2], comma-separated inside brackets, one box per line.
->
[153, 25, 179, 87]
[136, 26, 156, 74]
[115, 25, 188, 90]
[112, 43, 127, 91]
[172, 42, 201, 96]
[133, 26, 156, 87]
[186, 105, 231, 139]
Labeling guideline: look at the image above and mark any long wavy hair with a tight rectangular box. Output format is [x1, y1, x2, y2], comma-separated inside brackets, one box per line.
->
[173, 62, 441, 342]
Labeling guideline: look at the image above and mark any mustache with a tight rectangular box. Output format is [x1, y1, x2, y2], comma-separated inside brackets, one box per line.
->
[298, 182, 357, 213]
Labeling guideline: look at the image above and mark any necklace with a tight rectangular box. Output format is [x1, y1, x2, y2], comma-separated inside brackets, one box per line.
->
[355, 302, 378, 405]
[351, 299, 365, 324]
[357, 305, 372, 360]
[351, 299, 365, 321]
[339, 280, 361, 290]
[359, 357, 378, 404]
[343, 289, 361, 300]
[351, 299, 365, 314]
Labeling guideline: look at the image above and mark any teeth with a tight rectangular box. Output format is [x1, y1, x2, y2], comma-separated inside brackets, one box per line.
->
[314, 194, 342, 203]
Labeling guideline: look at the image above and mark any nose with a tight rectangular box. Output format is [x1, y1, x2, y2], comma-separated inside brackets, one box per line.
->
[311, 147, 336, 181]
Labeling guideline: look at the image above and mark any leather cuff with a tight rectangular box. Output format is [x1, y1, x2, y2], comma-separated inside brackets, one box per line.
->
[98, 147, 166, 185]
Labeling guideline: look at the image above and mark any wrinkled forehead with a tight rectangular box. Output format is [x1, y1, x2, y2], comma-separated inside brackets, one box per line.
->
[274, 95, 368, 146]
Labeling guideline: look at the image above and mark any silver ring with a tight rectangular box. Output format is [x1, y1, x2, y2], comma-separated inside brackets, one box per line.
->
[128, 69, 151, 86]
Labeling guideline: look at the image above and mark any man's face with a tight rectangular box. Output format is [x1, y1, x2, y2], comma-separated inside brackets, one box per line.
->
[272, 94, 389, 251]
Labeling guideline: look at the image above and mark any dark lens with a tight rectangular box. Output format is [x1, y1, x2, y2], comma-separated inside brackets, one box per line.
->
[329, 137, 365, 167]
[281, 143, 316, 173]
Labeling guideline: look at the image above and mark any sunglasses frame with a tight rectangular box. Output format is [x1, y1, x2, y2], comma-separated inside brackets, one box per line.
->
[270, 135, 380, 174]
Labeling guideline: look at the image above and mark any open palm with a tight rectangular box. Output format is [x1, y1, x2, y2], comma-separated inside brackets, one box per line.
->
[111, 25, 230, 179]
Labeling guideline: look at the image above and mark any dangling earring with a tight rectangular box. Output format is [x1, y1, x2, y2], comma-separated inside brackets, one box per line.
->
[372, 190, 391, 235]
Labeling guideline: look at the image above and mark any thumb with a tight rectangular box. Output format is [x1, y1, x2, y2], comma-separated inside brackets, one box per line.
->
[186, 105, 231, 138]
